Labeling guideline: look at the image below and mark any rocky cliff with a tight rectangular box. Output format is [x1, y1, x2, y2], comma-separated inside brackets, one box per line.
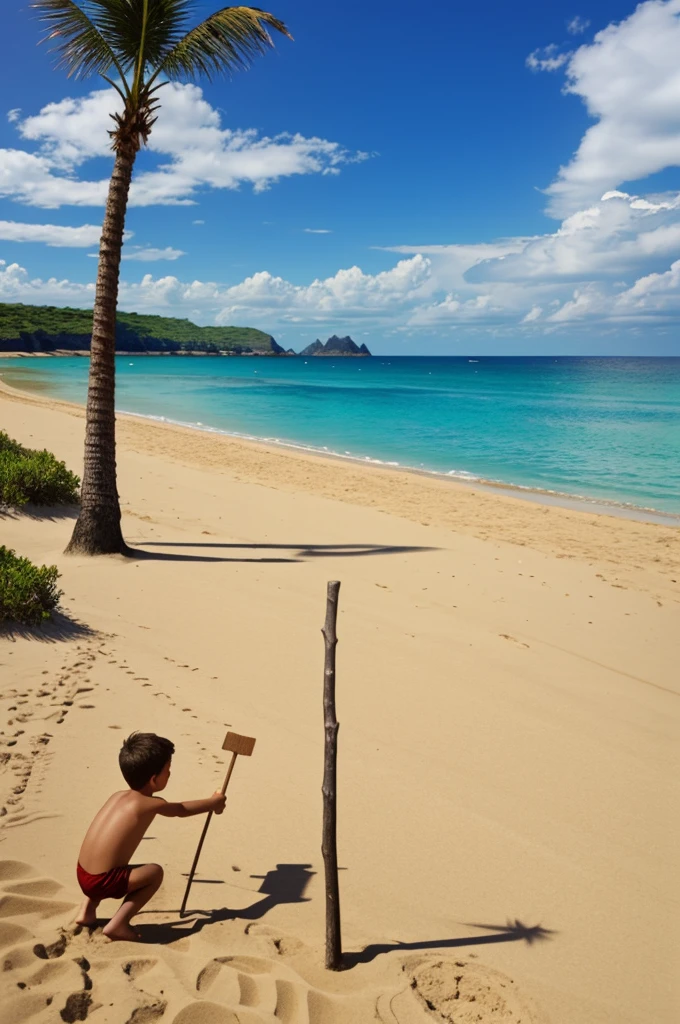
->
[299, 335, 371, 356]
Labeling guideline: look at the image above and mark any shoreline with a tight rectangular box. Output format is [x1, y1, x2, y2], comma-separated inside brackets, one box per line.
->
[116, 406, 680, 526]
[1, 375, 679, 607]
[1, 369, 678, 527]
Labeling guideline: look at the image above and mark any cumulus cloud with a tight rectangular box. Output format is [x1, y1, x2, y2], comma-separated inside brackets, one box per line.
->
[2, 185, 677, 335]
[214, 256, 432, 324]
[0, 83, 370, 208]
[0, 253, 432, 327]
[0, 259, 94, 303]
[467, 190, 680, 283]
[538, 0, 680, 215]
[4, 187, 680, 332]
[0, 220, 105, 247]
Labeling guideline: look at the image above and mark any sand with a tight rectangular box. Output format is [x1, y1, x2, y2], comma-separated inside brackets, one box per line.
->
[0, 379, 678, 1024]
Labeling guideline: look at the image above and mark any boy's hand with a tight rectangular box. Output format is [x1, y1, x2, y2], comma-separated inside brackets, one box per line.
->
[211, 791, 226, 815]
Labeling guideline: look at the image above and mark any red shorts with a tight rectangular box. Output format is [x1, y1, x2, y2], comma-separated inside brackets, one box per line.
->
[77, 863, 132, 901]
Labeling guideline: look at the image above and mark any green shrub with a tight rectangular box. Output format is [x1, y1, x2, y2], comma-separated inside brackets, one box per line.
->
[0, 431, 80, 506]
[0, 546, 62, 624]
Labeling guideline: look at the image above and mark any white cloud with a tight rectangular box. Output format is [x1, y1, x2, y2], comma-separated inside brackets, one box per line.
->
[304, 228, 332, 234]
[0, 84, 371, 209]
[539, 0, 680, 215]
[567, 15, 590, 35]
[7, 109, 21, 124]
[526, 45, 572, 72]
[214, 256, 432, 323]
[4, 186, 680, 332]
[0, 220, 105, 247]
[0, 260, 94, 304]
[4, 178, 680, 334]
[192, 219, 205, 225]
[467, 190, 680, 283]
[121, 246, 185, 262]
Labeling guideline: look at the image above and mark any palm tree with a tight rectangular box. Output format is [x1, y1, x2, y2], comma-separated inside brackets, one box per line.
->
[33, 1, 291, 554]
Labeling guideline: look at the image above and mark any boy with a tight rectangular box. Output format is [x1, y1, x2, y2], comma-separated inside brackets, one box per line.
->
[76, 732, 225, 942]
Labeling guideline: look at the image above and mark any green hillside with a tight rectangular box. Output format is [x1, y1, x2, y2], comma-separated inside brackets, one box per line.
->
[0, 303, 282, 355]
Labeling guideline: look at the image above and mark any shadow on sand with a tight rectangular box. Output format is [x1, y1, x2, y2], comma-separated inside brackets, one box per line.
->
[125, 541, 437, 565]
[136, 863, 315, 944]
[0, 610, 97, 644]
[125, 540, 438, 565]
[343, 919, 556, 968]
[0, 503, 79, 522]
[133, 861, 554, 965]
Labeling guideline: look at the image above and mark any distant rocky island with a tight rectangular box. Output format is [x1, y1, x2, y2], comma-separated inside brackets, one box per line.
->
[300, 335, 371, 357]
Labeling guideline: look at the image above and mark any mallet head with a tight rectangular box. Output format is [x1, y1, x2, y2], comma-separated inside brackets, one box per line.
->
[222, 731, 256, 756]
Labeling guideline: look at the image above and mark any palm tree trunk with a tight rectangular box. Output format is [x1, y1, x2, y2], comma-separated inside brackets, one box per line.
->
[66, 142, 137, 555]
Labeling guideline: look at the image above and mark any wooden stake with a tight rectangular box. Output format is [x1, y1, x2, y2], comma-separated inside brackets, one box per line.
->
[322, 580, 342, 969]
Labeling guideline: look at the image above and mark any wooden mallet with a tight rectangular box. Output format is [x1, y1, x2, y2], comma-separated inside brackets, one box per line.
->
[180, 731, 256, 917]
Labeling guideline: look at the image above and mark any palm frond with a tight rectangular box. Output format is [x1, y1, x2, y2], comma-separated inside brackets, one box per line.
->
[155, 5, 291, 83]
[31, 0, 130, 80]
[85, 0, 194, 69]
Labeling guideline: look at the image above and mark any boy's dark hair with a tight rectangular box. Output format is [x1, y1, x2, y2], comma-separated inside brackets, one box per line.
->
[119, 732, 174, 790]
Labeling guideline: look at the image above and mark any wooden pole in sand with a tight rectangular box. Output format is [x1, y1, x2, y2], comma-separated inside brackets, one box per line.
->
[321, 580, 342, 970]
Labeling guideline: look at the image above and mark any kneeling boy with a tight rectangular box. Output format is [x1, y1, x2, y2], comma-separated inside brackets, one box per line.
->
[76, 732, 225, 941]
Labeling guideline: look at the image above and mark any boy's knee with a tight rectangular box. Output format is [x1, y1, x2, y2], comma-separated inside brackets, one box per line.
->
[150, 863, 163, 883]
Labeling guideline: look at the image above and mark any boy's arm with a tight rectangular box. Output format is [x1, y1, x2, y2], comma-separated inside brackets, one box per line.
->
[153, 792, 226, 818]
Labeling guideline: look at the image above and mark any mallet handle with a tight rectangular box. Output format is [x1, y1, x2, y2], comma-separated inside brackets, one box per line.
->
[221, 751, 238, 795]
[180, 751, 237, 916]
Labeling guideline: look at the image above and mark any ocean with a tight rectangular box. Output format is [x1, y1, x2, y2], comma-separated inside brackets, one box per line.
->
[2, 355, 679, 516]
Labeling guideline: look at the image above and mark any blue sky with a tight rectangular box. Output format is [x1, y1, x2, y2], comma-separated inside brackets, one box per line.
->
[1, 0, 680, 354]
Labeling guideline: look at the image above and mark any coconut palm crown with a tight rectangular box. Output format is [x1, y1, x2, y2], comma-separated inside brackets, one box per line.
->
[32, 0, 291, 555]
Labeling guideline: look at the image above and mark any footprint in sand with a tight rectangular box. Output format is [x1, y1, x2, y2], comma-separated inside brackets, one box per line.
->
[499, 633, 530, 649]
[0, 861, 544, 1024]
[407, 955, 544, 1024]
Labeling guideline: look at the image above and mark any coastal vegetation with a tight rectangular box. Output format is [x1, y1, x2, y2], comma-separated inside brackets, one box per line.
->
[0, 303, 281, 355]
[0, 546, 62, 625]
[33, 0, 290, 555]
[0, 431, 80, 507]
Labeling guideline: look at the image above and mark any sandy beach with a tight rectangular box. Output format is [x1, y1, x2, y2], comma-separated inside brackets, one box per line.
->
[1, 379, 678, 1024]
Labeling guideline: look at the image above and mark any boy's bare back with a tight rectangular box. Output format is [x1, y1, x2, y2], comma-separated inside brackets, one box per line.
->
[79, 786, 225, 874]
[78, 790, 162, 874]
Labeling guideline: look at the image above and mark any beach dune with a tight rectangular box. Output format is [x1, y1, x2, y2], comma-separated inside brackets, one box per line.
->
[0, 381, 678, 1024]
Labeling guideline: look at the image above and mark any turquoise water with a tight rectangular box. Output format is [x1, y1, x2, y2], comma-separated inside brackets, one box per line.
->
[2, 355, 680, 515]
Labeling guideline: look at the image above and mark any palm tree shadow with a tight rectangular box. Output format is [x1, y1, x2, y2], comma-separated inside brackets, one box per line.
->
[136, 863, 315, 945]
[125, 547, 300, 564]
[125, 542, 436, 564]
[343, 919, 556, 968]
